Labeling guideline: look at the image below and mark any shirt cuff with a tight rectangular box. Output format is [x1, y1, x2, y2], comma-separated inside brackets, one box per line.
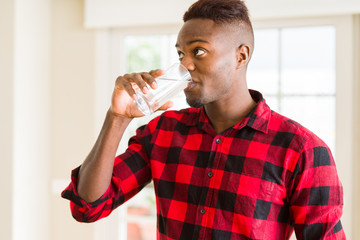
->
[61, 166, 112, 210]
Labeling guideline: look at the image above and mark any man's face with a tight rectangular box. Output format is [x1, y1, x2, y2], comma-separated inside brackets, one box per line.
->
[176, 18, 241, 108]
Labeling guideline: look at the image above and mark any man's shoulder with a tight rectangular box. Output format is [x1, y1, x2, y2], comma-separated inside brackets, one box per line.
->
[269, 110, 327, 149]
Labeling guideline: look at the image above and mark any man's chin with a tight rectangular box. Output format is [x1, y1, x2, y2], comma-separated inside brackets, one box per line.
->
[186, 98, 203, 108]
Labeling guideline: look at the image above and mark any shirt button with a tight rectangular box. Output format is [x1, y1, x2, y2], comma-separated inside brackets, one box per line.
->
[216, 138, 221, 144]
[200, 209, 206, 214]
[207, 172, 213, 178]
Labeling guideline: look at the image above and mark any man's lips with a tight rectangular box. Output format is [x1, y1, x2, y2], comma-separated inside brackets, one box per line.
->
[185, 81, 197, 91]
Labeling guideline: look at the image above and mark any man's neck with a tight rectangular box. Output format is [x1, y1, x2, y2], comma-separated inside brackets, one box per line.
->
[204, 89, 256, 134]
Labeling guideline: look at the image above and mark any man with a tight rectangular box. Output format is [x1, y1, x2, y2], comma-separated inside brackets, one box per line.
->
[62, 0, 346, 239]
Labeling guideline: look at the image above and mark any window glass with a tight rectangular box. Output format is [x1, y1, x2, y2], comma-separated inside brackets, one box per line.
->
[281, 96, 336, 151]
[281, 26, 336, 95]
[124, 36, 162, 72]
[125, 185, 156, 240]
[248, 29, 280, 95]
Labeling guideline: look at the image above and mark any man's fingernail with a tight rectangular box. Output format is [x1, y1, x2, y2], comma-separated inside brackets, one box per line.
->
[142, 86, 149, 93]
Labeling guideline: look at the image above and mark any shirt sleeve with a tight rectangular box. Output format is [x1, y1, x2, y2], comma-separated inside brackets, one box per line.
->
[61, 123, 155, 222]
[289, 136, 346, 239]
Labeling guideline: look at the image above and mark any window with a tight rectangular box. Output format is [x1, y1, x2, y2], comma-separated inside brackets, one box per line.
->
[248, 26, 336, 153]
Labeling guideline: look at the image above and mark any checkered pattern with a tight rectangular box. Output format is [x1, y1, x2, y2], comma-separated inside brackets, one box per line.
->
[62, 90, 345, 239]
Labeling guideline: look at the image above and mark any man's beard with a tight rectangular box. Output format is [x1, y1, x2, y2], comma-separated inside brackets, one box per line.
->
[186, 97, 203, 108]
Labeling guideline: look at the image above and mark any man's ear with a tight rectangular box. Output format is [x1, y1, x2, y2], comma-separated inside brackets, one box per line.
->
[236, 44, 250, 69]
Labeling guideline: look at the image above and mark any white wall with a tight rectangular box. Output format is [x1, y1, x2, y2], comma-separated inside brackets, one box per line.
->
[247, 0, 360, 19]
[0, 0, 52, 239]
[0, 0, 15, 239]
[84, 0, 360, 28]
[0, 0, 99, 239]
[50, 0, 98, 239]
[12, 0, 51, 239]
[84, 0, 196, 28]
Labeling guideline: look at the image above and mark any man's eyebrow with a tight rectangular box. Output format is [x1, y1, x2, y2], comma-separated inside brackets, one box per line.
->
[175, 39, 209, 48]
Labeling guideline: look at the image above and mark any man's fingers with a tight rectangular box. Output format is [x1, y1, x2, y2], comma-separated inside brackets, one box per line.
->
[114, 68, 165, 102]
[128, 73, 149, 94]
[141, 72, 158, 89]
[149, 69, 165, 79]
[157, 101, 174, 111]
[115, 76, 137, 100]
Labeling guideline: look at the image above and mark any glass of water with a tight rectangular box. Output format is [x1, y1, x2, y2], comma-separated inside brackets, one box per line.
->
[134, 63, 192, 115]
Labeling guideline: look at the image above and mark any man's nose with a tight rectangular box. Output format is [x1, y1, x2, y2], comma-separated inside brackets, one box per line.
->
[180, 56, 195, 71]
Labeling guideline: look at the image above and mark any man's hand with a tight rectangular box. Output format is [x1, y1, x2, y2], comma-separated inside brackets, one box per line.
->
[110, 69, 173, 118]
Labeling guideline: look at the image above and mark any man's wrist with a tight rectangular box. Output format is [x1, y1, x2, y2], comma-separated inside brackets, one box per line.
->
[107, 108, 133, 127]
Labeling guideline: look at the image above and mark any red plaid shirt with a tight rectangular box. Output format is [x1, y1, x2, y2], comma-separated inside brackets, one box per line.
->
[62, 90, 345, 239]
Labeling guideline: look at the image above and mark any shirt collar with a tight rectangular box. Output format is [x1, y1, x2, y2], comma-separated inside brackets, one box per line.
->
[234, 90, 271, 133]
[184, 90, 271, 134]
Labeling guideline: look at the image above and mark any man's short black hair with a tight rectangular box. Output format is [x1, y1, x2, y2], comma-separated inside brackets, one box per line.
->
[183, 0, 252, 27]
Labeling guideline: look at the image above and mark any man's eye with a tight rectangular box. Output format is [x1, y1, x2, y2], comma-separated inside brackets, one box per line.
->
[178, 52, 185, 60]
[195, 49, 205, 56]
